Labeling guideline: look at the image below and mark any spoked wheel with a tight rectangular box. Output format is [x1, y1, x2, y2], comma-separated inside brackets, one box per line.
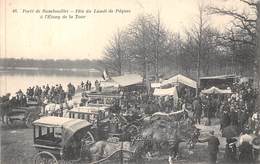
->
[81, 131, 95, 145]
[34, 151, 58, 164]
[6, 117, 19, 128]
[80, 131, 95, 160]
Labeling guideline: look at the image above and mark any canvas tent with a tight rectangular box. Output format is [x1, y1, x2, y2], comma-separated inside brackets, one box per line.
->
[100, 81, 119, 88]
[153, 87, 178, 98]
[151, 83, 161, 88]
[161, 74, 197, 89]
[200, 74, 239, 89]
[111, 74, 143, 87]
[100, 81, 119, 92]
[201, 86, 232, 94]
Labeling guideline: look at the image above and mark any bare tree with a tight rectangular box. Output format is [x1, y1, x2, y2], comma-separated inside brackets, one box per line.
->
[208, 0, 260, 110]
[189, 2, 210, 94]
[208, 0, 256, 74]
[256, 1, 260, 110]
[103, 29, 126, 75]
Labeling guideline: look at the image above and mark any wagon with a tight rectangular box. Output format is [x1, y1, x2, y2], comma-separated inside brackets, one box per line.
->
[81, 92, 122, 107]
[68, 106, 111, 140]
[32, 116, 95, 164]
[68, 106, 141, 141]
[5, 105, 42, 128]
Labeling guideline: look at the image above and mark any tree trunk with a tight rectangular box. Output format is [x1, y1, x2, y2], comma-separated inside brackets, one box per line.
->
[255, 2, 260, 111]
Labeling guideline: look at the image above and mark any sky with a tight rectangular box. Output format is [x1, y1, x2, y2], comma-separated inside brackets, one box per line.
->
[0, 0, 252, 60]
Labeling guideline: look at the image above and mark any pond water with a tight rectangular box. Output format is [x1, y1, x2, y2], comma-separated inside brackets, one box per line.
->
[0, 69, 102, 96]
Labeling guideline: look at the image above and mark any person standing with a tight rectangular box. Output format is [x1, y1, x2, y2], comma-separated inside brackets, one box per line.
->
[220, 110, 231, 131]
[198, 131, 220, 164]
[238, 128, 254, 163]
[193, 97, 202, 124]
[224, 138, 237, 163]
[230, 107, 239, 127]
[88, 81, 92, 91]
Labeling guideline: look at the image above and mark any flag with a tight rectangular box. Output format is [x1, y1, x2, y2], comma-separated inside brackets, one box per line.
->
[102, 70, 109, 80]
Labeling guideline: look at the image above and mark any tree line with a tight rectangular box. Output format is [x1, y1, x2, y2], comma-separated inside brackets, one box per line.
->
[102, 0, 257, 81]
[0, 58, 102, 70]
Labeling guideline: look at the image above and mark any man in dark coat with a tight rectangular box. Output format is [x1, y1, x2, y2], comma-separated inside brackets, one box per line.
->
[225, 138, 237, 163]
[193, 98, 202, 124]
[239, 142, 253, 163]
[238, 129, 253, 163]
[230, 107, 239, 127]
[198, 131, 220, 164]
[220, 110, 230, 130]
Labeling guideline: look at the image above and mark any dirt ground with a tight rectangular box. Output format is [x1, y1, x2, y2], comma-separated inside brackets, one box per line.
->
[1, 118, 228, 164]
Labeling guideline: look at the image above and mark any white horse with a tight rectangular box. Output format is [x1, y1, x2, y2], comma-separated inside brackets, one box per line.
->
[43, 99, 75, 116]
[82, 140, 132, 162]
[44, 103, 61, 116]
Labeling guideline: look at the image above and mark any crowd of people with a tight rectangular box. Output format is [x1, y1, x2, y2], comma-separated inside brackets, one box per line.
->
[1, 76, 260, 163]
[0, 83, 76, 108]
[186, 80, 260, 164]
[26, 83, 76, 103]
[80, 80, 92, 91]
[79, 80, 101, 92]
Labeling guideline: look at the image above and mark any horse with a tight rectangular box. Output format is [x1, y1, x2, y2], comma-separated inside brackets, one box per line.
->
[79, 139, 148, 163]
[139, 116, 200, 158]
[43, 99, 74, 116]
[44, 103, 61, 116]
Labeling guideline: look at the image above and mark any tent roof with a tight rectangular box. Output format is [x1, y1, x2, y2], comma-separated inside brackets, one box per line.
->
[100, 81, 119, 88]
[200, 74, 238, 80]
[70, 106, 108, 113]
[201, 86, 232, 94]
[161, 74, 197, 88]
[153, 87, 178, 97]
[111, 74, 143, 87]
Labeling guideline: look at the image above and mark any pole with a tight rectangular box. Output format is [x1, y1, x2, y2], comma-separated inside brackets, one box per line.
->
[255, 2, 260, 112]
[197, 44, 201, 97]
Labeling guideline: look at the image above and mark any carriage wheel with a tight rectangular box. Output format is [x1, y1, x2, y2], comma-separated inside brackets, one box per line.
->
[80, 131, 95, 160]
[6, 117, 19, 128]
[81, 131, 95, 145]
[34, 151, 58, 164]
[82, 131, 95, 144]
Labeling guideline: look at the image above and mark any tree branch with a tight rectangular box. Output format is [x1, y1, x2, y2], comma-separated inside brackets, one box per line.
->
[240, 0, 257, 6]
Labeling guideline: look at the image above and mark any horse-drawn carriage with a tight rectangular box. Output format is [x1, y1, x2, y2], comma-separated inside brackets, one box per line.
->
[81, 92, 122, 107]
[32, 116, 95, 163]
[67, 106, 110, 140]
[32, 116, 142, 164]
[1, 100, 42, 128]
[67, 106, 142, 141]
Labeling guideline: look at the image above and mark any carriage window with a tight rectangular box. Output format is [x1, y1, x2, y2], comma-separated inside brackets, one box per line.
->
[104, 111, 109, 118]
[54, 128, 62, 138]
[72, 113, 78, 119]
[69, 113, 75, 118]
[34, 126, 62, 146]
[81, 114, 85, 119]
